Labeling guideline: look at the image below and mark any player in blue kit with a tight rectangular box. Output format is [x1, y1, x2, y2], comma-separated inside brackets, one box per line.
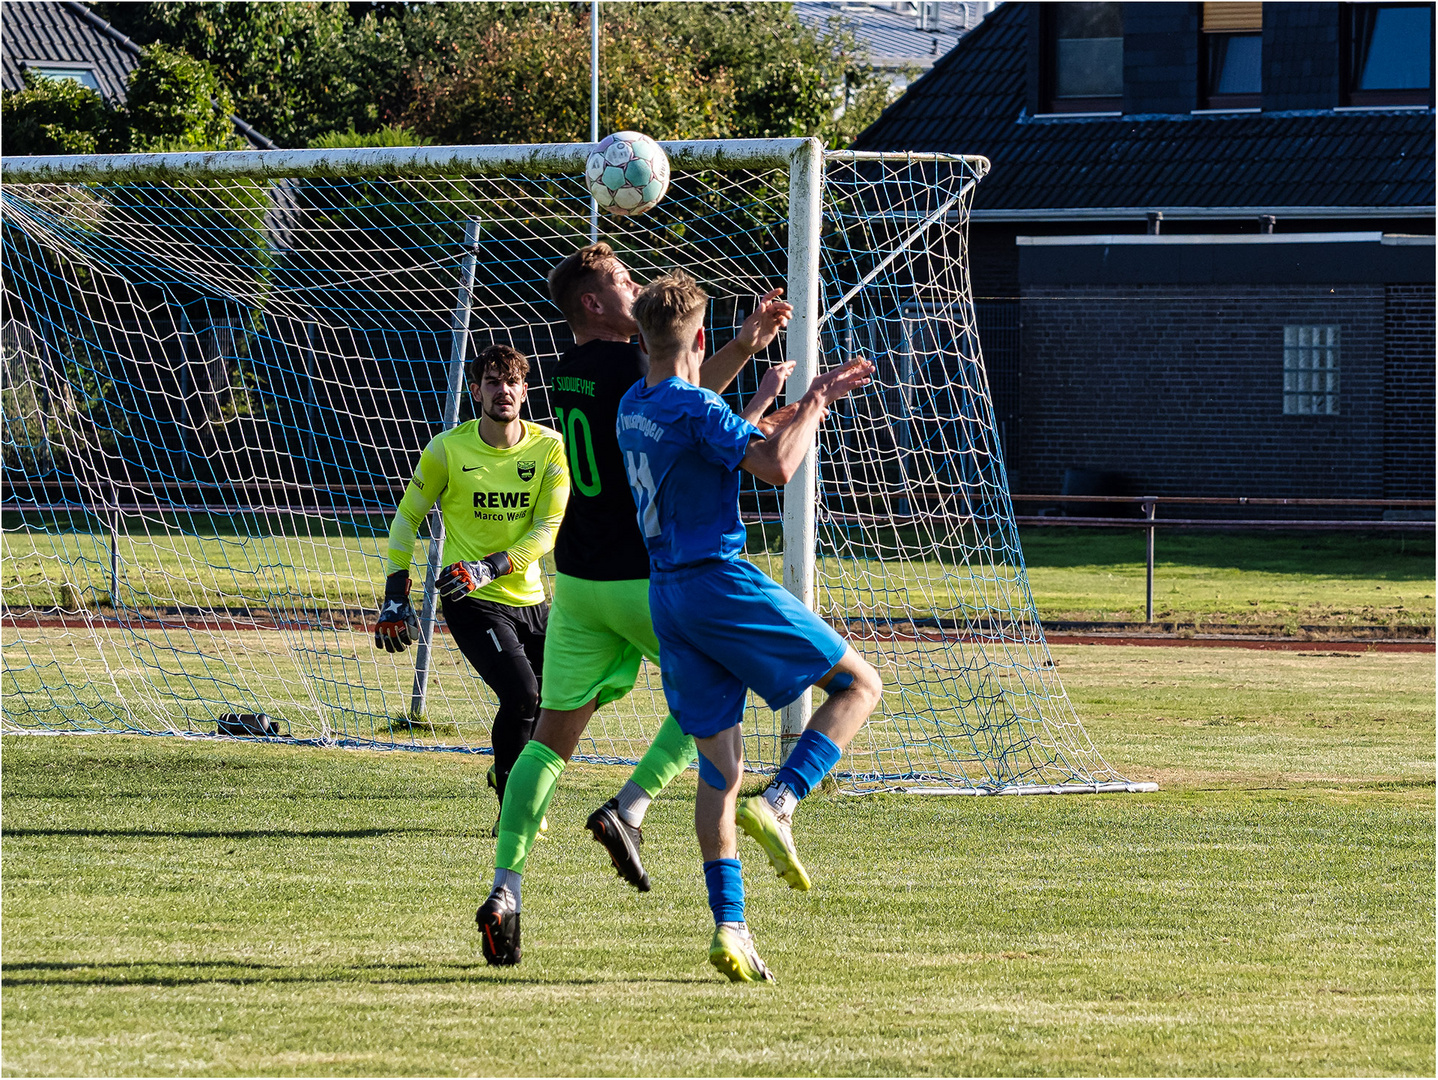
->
[617, 271, 882, 983]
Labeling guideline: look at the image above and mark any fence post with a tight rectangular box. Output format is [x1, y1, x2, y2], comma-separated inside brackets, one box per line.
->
[1144, 497, 1156, 623]
[410, 217, 482, 722]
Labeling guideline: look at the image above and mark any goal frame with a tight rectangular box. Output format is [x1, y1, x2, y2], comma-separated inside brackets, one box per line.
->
[2, 139, 1156, 796]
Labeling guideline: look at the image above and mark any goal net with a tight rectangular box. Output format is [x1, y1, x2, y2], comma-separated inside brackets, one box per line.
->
[0, 140, 1150, 794]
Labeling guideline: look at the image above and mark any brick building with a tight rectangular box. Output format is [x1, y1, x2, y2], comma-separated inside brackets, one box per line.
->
[854, 1, 1435, 500]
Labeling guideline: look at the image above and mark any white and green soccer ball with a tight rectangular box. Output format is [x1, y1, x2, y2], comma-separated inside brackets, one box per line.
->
[586, 131, 671, 216]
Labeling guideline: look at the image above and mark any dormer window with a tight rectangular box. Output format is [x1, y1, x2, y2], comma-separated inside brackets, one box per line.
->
[1202, 3, 1262, 109]
[22, 62, 102, 93]
[1045, 3, 1123, 113]
[1344, 3, 1434, 106]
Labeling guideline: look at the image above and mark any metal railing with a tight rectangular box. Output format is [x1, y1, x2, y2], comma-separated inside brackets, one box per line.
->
[1011, 495, 1435, 622]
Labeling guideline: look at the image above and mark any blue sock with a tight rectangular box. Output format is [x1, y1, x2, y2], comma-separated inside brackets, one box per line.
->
[774, 728, 842, 800]
[702, 858, 745, 925]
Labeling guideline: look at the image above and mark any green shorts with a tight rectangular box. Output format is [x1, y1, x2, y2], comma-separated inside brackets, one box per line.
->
[540, 573, 660, 712]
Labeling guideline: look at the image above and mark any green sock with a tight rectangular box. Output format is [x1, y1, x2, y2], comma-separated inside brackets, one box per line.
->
[628, 714, 697, 798]
[495, 741, 565, 873]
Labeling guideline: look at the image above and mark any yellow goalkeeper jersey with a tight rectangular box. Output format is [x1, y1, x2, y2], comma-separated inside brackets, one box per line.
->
[386, 419, 569, 607]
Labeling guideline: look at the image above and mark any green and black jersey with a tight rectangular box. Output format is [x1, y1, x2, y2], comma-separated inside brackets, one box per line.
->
[550, 339, 651, 581]
[386, 419, 569, 607]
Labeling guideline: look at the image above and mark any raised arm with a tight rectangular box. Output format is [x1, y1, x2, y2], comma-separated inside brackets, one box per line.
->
[698, 288, 793, 394]
[739, 360, 795, 426]
[739, 359, 874, 486]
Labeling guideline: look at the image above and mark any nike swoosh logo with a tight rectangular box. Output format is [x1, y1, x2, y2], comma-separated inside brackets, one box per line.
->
[462, 465, 482, 472]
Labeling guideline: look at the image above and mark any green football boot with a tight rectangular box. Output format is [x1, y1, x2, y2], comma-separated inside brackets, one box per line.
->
[708, 923, 776, 984]
[736, 795, 811, 891]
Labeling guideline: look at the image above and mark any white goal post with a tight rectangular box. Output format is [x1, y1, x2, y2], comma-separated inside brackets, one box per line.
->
[0, 138, 1154, 795]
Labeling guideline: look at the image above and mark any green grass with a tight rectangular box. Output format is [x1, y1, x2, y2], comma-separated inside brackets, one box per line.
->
[1018, 529, 1435, 631]
[3, 647, 1433, 1076]
[5, 526, 1434, 631]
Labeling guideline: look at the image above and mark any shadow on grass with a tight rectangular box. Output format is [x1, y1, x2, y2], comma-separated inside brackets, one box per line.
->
[1, 960, 705, 988]
[2, 827, 437, 840]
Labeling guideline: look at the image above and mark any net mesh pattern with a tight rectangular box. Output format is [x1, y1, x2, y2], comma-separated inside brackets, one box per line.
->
[1, 148, 1132, 792]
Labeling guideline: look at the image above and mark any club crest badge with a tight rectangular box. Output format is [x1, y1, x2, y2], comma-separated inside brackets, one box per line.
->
[517, 460, 536, 482]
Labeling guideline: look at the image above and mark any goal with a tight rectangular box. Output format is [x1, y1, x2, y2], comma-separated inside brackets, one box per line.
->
[0, 139, 1152, 795]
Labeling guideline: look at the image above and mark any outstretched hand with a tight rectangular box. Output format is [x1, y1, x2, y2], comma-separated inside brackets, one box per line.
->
[808, 358, 874, 407]
[754, 400, 802, 437]
[735, 288, 793, 356]
[756, 359, 796, 404]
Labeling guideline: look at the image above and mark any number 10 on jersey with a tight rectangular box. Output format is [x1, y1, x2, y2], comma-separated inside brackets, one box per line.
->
[555, 407, 602, 497]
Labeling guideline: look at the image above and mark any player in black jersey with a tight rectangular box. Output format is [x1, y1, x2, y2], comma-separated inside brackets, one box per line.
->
[477, 242, 792, 966]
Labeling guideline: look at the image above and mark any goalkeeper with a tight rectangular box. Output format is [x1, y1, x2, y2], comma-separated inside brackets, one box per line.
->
[476, 242, 791, 968]
[374, 344, 568, 821]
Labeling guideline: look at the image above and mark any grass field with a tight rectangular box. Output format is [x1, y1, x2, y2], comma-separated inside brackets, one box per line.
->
[4, 526, 1434, 632]
[2, 645, 1432, 1076]
[1019, 529, 1434, 631]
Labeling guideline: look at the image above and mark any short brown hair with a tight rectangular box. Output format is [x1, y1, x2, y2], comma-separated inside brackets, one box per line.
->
[547, 242, 618, 328]
[469, 344, 529, 387]
[632, 271, 708, 356]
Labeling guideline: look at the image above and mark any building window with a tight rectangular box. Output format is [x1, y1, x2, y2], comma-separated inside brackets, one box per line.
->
[1283, 326, 1340, 415]
[23, 63, 102, 93]
[1344, 3, 1434, 106]
[1046, 3, 1123, 112]
[1202, 3, 1262, 108]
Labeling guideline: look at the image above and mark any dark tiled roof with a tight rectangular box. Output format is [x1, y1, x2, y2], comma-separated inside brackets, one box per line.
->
[2, 0, 139, 102]
[793, 2, 985, 70]
[853, 1, 1436, 212]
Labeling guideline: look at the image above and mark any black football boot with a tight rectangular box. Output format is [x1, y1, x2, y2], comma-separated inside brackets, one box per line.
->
[584, 798, 651, 892]
[476, 886, 521, 966]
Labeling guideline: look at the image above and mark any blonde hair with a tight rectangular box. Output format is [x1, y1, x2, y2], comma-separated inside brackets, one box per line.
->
[632, 270, 708, 356]
[547, 242, 618, 328]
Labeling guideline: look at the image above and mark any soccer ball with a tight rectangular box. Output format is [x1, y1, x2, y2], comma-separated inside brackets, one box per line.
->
[586, 131, 670, 217]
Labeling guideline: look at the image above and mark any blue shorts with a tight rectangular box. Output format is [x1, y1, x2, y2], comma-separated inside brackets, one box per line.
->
[649, 558, 849, 739]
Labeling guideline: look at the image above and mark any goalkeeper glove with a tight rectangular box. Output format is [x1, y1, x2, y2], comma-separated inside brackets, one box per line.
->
[374, 570, 420, 653]
[436, 551, 512, 602]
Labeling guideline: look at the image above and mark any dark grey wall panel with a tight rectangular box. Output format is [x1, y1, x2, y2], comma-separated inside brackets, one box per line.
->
[1019, 239, 1437, 285]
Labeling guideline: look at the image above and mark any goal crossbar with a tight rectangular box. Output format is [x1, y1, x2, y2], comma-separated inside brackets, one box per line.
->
[1, 140, 988, 184]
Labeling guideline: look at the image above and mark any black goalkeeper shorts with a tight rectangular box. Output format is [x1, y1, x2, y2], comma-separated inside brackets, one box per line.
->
[440, 594, 548, 694]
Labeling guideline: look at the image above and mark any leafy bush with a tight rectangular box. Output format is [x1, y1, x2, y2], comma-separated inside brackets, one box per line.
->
[0, 70, 126, 155]
[308, 124, 432, 149]
[126, 44, 242, 151]
[0, 45, 242, 155]
[405, 5, 732, 144]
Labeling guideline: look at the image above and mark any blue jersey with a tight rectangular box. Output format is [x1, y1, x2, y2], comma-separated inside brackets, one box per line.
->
[616, 376, 762, 572]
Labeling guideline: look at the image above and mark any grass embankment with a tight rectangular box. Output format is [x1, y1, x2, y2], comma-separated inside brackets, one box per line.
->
[4, 527, 1434, 633]
[3, 647, 1432, 1075]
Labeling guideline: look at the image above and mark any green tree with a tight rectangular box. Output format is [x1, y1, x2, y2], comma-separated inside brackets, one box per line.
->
[0, 70, 126, 155]
[405, 5, 732, 144]
[94, 1, 410, 147]
[633, 2, 889, 144]
[90, 0, 890, 148]
[126, 44, 241, 151]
